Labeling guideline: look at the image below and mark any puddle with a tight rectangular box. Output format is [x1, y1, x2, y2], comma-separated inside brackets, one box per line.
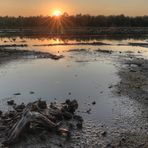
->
[0, 58, 118, 120]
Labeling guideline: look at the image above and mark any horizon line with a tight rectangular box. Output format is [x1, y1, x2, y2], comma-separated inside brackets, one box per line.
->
[1, 14, 148, 17]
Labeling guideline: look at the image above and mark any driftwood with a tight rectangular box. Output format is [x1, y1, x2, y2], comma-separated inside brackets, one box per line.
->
[1, 99, 82, 146]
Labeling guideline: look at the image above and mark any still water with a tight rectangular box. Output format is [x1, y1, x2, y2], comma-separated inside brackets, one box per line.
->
[0, 35, 147, 124]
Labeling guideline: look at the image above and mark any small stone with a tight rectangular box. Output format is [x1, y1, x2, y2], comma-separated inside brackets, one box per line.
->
[7, 100, 15, 105]
[106, 143, 115, 148]
[92, 101, 96, 105]
[13, 93, 21, 96]
[101, 131, 107, 137]
[30, 91, 34, 94]
[65, 99, 71, 104]
[68, 122, 74, 129]
[121, 137, 126, 142]
[108, 85, 113, 89]
[86, 108, 91, 114]
[77, 121, 83, 129]
[73, 115, 83, 122]
[15, 103, 25, 111]
[65, 99, 78, 113]
[38, 99, 47, 109]
[58, 143, 63, 147]
[0, 110, 2, 116]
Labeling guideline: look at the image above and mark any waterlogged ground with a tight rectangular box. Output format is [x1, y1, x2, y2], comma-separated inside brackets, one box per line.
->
[0, 35, 148, 147]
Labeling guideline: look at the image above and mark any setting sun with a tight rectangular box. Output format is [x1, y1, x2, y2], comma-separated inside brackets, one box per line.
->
[53, 10, 62, 17]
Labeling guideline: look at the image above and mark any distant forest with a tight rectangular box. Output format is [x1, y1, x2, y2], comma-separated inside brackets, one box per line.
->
[0, 14, 148, 29]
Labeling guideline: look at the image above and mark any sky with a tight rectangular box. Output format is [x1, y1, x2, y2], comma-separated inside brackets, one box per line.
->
[0, 0, 148, 16]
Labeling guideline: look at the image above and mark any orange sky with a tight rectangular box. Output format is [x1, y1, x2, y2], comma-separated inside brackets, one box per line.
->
[0, 0, 148, 16]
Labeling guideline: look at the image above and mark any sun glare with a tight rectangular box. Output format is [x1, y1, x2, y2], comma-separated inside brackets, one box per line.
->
[53, 10, 62, 17]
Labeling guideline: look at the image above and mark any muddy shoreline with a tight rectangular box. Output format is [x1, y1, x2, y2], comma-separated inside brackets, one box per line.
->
[117, 56, 148, 104]
[0, 48, 63, 66]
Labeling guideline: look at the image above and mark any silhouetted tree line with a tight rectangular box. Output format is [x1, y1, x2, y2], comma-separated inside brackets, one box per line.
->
[0, 14, 148, 28]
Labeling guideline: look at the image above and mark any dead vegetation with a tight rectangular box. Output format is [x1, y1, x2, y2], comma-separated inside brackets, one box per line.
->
[0, 99, 83, 146]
